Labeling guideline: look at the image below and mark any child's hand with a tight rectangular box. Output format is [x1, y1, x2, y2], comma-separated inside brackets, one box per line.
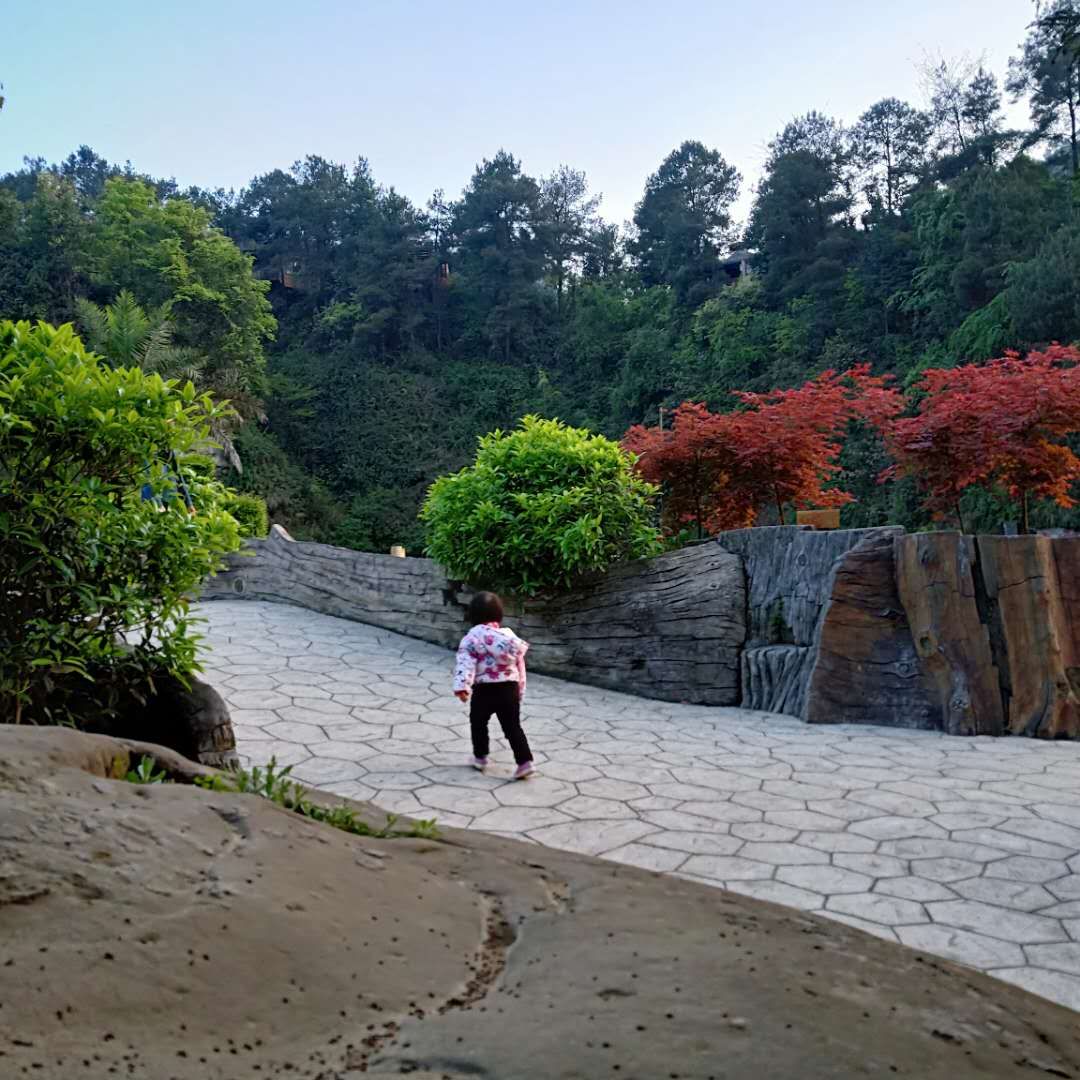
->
[454, 690, 469, 703]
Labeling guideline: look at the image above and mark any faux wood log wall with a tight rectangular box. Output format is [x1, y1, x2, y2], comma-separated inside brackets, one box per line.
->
[204, 525, 1080, 736]
[503, 542, 746, 704]
[895, 533, 1004, 736]
[203, 528, 747, 705]
[976, 535, 1080, 738]
[204, 528, 468, 647]
[741, 645, 813, 716]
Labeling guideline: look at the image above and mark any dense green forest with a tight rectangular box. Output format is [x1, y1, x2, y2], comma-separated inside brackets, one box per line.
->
[7, 5, 1080, 546]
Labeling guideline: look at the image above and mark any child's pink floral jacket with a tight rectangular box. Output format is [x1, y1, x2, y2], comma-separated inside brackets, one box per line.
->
[453, 623, 529, 697]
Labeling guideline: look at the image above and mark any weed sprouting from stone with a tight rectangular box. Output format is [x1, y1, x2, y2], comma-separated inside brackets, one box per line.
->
[124, 755, 168, 784]
[194, 758, 440, 840]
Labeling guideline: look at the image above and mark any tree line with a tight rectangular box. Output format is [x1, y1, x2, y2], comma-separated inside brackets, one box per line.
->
[5, 3, 1080, 545]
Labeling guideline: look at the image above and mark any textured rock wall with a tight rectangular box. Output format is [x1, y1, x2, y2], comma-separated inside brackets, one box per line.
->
[714, 526, 904, 645]
[718, 526, 906, 719]
[204, 529, 747, 705]
[805, 531, 941, 729]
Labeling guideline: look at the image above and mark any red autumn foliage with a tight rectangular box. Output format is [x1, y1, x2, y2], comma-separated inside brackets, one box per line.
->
[879, 345, 1080, 532]
[623, 401, 747, 536]
[623, 366, 899, 536]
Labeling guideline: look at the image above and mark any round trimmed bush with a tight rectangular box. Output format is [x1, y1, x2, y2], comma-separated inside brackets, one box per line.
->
[421, 415, 660, 595]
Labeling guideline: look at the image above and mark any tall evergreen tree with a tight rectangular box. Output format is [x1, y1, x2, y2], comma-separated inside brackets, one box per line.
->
[1009, 1, 1080, 173]
[451, 150, 544, 363]
[631, 140, 740, 307]
[748, 114, 855, 301]
[535, 165, 600, 316]
[851, 98, 931, 216]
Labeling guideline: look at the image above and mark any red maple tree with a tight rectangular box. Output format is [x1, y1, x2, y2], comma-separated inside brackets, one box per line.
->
[624, 367, 898, 536]
[880, 346, 1080, 532]
[623, 402, 749, 537]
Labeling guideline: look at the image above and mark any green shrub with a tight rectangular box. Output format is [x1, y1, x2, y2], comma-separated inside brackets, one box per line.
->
[0, 320, 243, 725]
[421, 415, 660, 595]
[221, 490, 270, 538]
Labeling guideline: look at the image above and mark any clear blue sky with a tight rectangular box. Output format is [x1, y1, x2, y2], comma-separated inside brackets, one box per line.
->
[1, 0, 1036, 226]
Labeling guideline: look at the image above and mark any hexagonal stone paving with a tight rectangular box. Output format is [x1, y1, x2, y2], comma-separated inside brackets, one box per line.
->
[197, 600, 1080, 1013]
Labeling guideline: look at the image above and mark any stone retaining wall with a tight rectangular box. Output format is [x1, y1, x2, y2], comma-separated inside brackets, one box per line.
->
[203, 525, 1080, 737]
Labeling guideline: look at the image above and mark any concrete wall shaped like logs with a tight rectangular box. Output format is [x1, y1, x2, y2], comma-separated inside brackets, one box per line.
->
[204, 525, 1080, 736]
[204, 528, 747, 705]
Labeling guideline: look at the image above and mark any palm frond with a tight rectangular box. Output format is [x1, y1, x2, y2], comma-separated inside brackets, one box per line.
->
[105, 290, 153, 366]
[74, 297, 110, 357]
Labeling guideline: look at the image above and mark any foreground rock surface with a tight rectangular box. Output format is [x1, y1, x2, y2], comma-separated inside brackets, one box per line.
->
[1, 726, 1078, 1079]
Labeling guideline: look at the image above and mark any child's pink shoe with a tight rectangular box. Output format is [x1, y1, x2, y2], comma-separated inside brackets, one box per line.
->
[471, 757, 488, 772]
[513, 761, 535, 781]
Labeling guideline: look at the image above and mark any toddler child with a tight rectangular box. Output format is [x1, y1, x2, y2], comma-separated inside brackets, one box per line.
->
[453, 591, 534, 780]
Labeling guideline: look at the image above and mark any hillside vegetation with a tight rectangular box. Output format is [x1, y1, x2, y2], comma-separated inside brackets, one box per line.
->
[7, 6, 1080, 543]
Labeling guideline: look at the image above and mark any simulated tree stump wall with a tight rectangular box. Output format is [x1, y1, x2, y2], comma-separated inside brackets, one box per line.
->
[203, 528, 747, 705]
[977, 535, 1080, 738]
[895, 533, 1004, 736]
[204, 525, 1080, 737]
[714, 526, 904, 644]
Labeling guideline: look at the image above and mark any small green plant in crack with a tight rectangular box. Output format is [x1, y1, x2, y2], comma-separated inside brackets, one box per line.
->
[766, 598, 793, 645]
[125, 755, 168, 785]
[195, 758, 440, 840]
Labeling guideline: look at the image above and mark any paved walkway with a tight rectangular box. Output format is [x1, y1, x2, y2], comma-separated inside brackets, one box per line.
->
[198, 600, 1080, 1012]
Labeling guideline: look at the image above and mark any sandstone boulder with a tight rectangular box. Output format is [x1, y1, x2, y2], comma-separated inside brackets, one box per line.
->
[805, 531, 940, 728]
[1, 726, 1078, 1079]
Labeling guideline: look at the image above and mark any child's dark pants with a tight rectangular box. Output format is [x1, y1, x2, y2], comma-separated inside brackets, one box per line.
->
[470, 682, 532, 765]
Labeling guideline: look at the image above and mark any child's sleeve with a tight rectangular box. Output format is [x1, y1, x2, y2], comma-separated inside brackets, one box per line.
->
[453, 631, 477, 694]
[516, 638, 528, 700]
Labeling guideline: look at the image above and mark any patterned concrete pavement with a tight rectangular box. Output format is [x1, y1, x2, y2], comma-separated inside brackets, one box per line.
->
[197, 599, 1080, 1012]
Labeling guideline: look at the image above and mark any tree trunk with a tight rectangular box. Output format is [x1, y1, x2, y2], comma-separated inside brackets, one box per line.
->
[884, 139, 895, 214]
[1022, 490, 1030, 535]
[774, 489, 785, 526]
[954, 499, 966, 535]
[1070, 98, 1079, 176]
[952, 106, 966, 151]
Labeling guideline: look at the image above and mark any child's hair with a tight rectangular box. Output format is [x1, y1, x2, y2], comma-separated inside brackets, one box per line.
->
[467, 591, 504, 625]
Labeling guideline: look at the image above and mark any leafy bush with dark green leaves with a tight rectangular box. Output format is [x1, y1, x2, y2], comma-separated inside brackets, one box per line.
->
[0, 320, 242, 724]
[221, 491, 270, 538]
[421, 415, 660, 595]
